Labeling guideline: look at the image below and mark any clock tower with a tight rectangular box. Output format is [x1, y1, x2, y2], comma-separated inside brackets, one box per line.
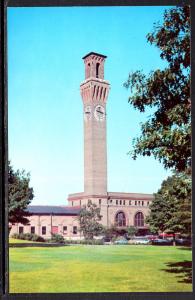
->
[80, 52, 110, 196]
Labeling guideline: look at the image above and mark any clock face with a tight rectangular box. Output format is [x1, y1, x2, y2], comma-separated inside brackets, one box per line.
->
[94, 105, 105, 121]
[84, 105, 92, 121]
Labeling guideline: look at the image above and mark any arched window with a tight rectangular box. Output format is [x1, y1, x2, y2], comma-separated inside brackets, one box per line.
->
[96, 63, 100, 78]
[87, 63, 90, 78]
[134, 212, 144, 227]
[115, 211, 126, 227]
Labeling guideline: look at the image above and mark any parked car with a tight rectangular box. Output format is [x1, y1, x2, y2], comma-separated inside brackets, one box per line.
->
[145, 235, 158, 241]
[102, 237, 111, 242]
[175, 238, 191, 246]
[114, 239, 128, 245]
[151, 238, 173, 246]
[102, 237, 112, 245]
[129, 237, 150, 245]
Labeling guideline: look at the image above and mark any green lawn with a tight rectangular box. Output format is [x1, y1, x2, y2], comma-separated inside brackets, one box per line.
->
[9, 238, 42, 244]
[9, 245, 192, 293]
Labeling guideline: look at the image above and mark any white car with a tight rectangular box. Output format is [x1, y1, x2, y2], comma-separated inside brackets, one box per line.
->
[129, 237, 150, 245]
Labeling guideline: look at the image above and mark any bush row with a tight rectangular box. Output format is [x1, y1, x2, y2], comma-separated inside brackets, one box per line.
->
[47, 237, 104, 245]
[64, 239, 104, 245]
[11, 233, 104, 245]
[11, 233, 45, 242]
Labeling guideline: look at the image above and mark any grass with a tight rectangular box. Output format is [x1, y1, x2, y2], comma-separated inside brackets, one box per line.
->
[9, 245, 192, 293]
[9, 238, 42, 244]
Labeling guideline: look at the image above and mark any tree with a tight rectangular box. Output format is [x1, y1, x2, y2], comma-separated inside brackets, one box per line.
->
[146, 173, 191, 238]
[103, 224, 125, 240]
[127, 226, 138, 238]
[8, 162, 34, 229]
[78, 200, 104, 240]
[124, 6, 190, 174]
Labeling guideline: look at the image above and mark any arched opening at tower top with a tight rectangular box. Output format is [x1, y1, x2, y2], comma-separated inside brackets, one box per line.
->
[96, 63, 100, 78]
[87, 63, 90, 77]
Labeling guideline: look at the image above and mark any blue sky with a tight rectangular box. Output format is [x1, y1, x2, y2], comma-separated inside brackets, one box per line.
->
[8, 6, 173, 205]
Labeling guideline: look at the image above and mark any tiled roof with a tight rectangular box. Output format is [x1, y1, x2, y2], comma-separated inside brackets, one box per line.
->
[27, 205, 80, 215]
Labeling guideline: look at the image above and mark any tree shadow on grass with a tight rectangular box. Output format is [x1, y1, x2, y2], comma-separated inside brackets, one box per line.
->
[177, 247, 192, 251]
[162, 260, 192, 284]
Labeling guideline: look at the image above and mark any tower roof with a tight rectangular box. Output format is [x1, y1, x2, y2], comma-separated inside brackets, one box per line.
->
[82, 52, 107, 60]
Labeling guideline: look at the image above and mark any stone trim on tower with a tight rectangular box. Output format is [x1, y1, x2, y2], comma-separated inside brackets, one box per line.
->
[80, 79, 109, 104]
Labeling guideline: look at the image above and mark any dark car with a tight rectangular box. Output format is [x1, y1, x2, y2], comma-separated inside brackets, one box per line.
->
[175, 238, 191, 246]
[103, 237, 111, 242]
[151, 239, 173, 246]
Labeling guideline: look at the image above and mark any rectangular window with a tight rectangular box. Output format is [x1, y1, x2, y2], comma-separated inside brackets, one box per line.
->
[73, 226, 77, 234]
[19, 226, 23, 234]
[119, 200, 122, 205]
[138, 201, 140, 206]
[116, 200, 118, 205]
[31, 226, 35, 234]
[129, 200, 131, 205]
[99, 199, 101, 205]
[63, 226, 67, 234]
[135, 201, 137, 206]
[42, 226, 46, 235]
[142, 201, 144, 206]
[123, 200, 125, 205]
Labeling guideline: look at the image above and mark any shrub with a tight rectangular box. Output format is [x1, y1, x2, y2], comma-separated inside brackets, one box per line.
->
[66, 239, 80, 244]
[127, 226, 138, 238]
[18, 233, 26, 240]
[93, 239, 104, 245]
[23, 233, 32, 240]
[30, 234, 45, 242]
[11, 233, 20, 239]
[111, 236, 117, 242]
[79, 239, 104, 245]
[50, 234, 65, 244]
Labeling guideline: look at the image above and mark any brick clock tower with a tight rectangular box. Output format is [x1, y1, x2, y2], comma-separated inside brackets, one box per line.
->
[80, 52, 110, 196]
[68, 52, 153, 228]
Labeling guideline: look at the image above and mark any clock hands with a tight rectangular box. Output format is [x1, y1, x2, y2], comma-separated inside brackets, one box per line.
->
[85, 105, 105, 121]
[97, 109, 103, 114]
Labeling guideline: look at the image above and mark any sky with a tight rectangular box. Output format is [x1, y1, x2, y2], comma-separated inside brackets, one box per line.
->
[8, 6, 174, 205]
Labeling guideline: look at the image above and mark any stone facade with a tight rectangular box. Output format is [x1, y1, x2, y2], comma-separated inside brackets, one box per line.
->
[10, 52, 154, 239]
[68, 192, 153, 230]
